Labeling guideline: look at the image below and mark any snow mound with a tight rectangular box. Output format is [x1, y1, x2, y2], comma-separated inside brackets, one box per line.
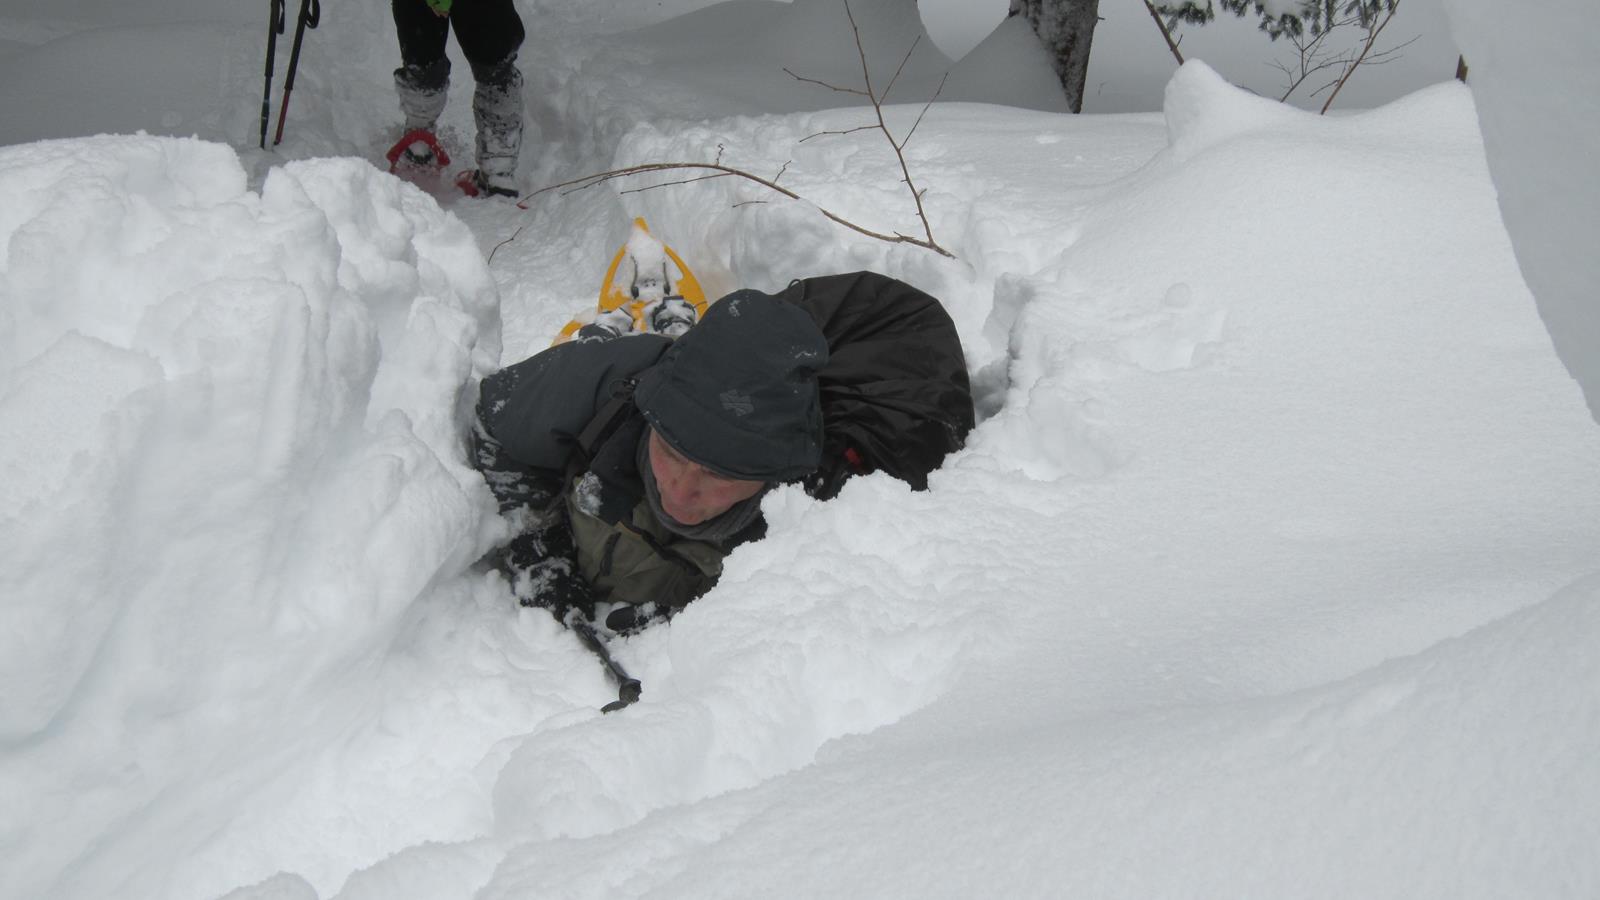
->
[481, 573, 1600, 900]
[0, 135, 501, 899]
[1445, 0, 1600, 422]
[753, 0, 950, 88]
[942, 14, 1072, 113]
[6, 0, 1600, 894]
[1162, 59, 1308, 160]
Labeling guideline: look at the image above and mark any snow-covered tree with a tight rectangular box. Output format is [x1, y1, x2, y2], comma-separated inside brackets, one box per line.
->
[1008, 0, 1102, 113]
[1151, 0, 1405, 112]
[1154, 0, 1398, 39]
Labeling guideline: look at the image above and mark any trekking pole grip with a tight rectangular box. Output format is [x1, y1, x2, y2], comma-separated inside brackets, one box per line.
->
[271, 0, 320, 146]
[259, 0, 286, 149]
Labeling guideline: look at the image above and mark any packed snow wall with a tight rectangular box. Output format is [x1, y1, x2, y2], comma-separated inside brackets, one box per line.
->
[0, 135, 503, 898]
[1443, 0, 1600, 424]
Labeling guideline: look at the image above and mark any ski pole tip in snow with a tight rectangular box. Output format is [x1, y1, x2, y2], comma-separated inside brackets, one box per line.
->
[601, 678, 642, 713]
[572, 620, 643, 713]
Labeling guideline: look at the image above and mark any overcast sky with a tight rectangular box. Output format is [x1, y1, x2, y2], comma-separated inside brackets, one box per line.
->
[919, 0, 1462, 113]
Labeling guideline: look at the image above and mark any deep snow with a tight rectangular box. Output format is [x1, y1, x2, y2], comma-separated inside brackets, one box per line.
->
[1, 1, 1597, 899]
[1442, 0, 1600, 421]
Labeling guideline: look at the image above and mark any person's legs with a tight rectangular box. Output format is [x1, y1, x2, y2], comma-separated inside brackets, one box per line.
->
[391, 0, 451, 133]
[468, 59, 524, 191]
[447, 0, 525, 71]
[448, 0, 526, 194]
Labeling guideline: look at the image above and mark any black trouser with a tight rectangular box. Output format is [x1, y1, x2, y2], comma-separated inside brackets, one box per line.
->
[392, 0, 526, 86]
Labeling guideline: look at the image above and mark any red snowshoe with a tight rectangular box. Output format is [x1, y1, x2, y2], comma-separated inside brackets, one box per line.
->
[385, 129, 450, 175]
[454, 168, 520, 200]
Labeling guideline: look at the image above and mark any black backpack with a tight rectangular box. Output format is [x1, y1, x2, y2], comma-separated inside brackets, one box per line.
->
[776, 272, 975, 500]
[568, 271, 975, 501]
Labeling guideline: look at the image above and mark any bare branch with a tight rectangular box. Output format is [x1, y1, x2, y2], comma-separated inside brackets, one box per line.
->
[840, 0, 942, 249]
[1274, 21, 1339, 102]
[1143, 0, 1186, 66]
[488, 222, 529, 265]
[899, 71, 948, 149]
[618, 172, 733, 195]
[502, 0, 956, 263]
[782, 67, 867, 96]
[1321, 1, 1401, 113]
[881, 34, 922, 103]
[1361, 34, 1419, 65]
[797, 124, 879, 143]
[844, 0, 878, 100]
[525, 162, 954, 257]
[1272, 45, 1347, 102]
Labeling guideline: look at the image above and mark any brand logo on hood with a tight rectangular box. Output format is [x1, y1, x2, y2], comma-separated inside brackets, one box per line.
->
[719, 388, 754, 416]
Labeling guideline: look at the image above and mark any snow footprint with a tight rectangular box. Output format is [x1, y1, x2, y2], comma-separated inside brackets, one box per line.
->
[1117, 282, 1227, 372]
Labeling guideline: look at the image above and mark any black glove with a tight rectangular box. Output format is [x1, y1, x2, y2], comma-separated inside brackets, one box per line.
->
[497, 511, 596, 623]
[602, 600, 674, 636]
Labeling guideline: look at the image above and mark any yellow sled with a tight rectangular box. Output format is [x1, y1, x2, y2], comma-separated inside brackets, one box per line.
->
[553, 218, 709, 344]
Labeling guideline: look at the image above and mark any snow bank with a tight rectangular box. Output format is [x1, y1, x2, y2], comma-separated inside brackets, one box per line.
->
[753, 0, 948, 88]
[448, 55, 1600, 900]
[564, 0, 1060, 136]
[1161, 59, 1306, 159]
[0, 134, 501, 898]
[476, 573, 1600, 900]
[1014, 69, 1600, 693]
[1443, 0, 1600, 423]
[941, 14, 1072, 113]
[5, 0, 1598, 896]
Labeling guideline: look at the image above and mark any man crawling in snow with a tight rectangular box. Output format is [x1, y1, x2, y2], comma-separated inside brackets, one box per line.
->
[471, 272, 976, 635]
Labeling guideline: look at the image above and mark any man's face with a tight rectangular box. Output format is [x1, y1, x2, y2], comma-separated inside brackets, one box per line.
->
[647, 428, 765, 525]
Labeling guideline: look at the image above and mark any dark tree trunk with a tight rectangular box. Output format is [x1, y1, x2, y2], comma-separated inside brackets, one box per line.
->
[1009, 0, 1101, 113]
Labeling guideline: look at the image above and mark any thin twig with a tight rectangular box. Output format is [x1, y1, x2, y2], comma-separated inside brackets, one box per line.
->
[781, 67, 867, 96]
[845, 1, 878, 98]
[1275, 57, 1344, 102]
[526, 162, 953, 256]
[899, 72, 948, 149]
[618, 172, 733, 195]
[503, 0, 954, 263]
[840, 0, 940, 249]
[1273, 26, 1341, 102]
[1143, 0, 1186, 66]
[489, 223, 528, 265]
[797, 125, 879, 143]
[880, 34, 921, 103]
[1364, 34, 1419, 63]
[1320, 2, 1400, 113]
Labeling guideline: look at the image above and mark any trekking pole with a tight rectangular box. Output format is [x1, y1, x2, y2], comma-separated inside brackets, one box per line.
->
[259, 0, 286, 149]
[271, 0, 321, 146]
[571, 620, 642, 713]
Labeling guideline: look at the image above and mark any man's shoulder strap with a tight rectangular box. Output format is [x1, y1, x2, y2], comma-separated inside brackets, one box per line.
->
[573, 377, 638, 471]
